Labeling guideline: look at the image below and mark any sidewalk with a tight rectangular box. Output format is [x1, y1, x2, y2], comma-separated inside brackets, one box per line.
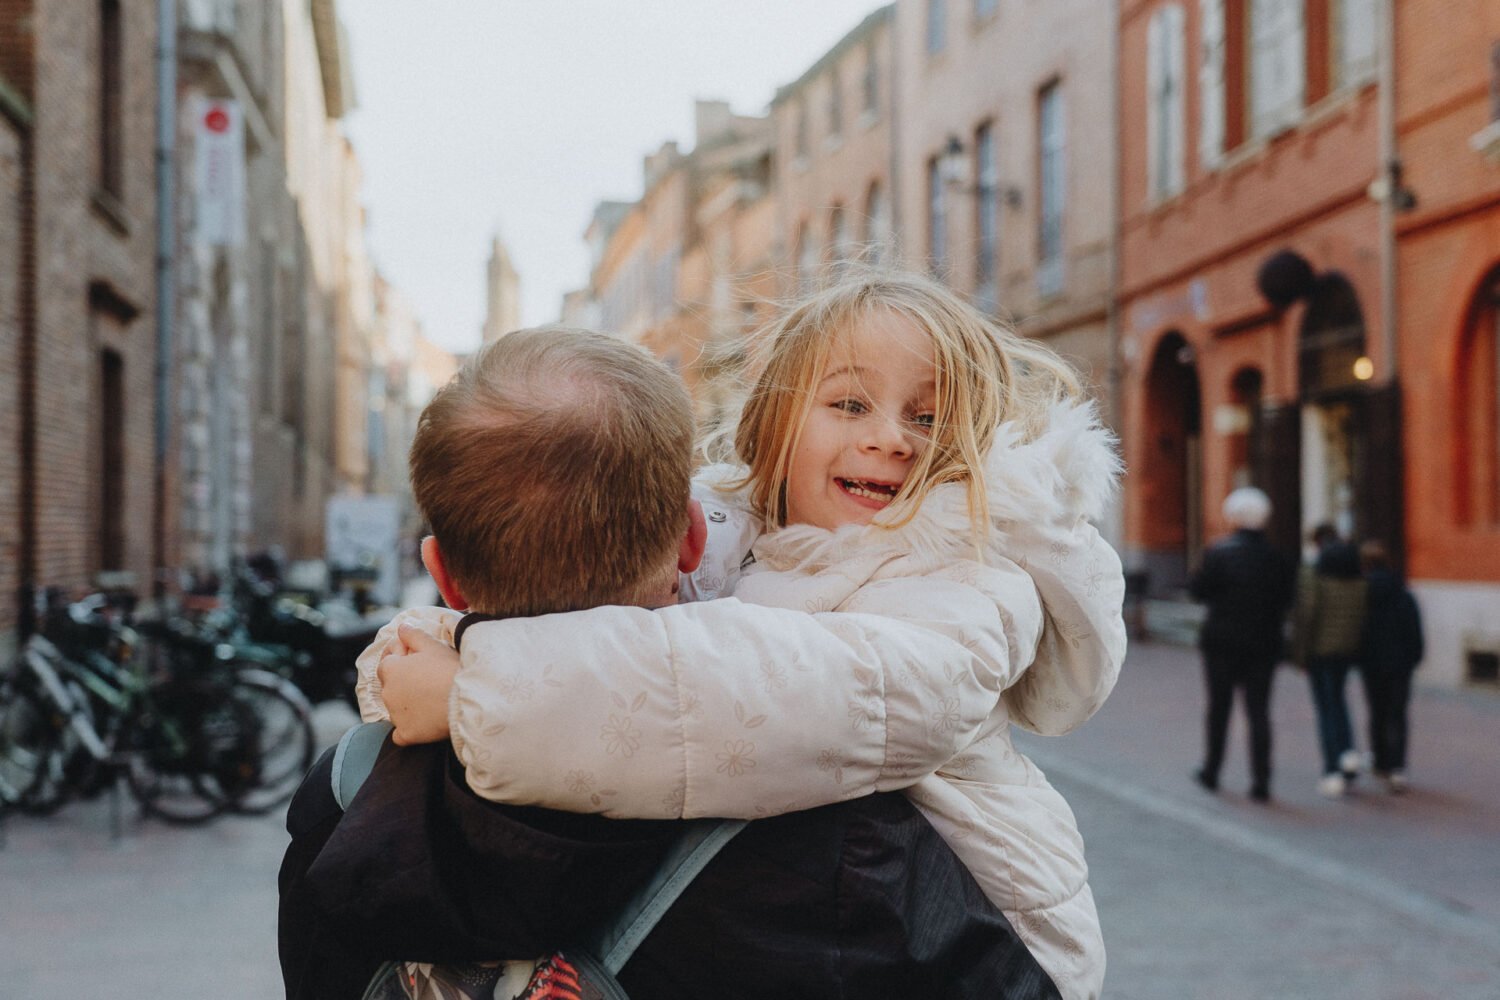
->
[1018, 642, 1500, 936]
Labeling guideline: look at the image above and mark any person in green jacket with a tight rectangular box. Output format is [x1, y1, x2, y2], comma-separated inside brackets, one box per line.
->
[1292, 524, 1368, 798]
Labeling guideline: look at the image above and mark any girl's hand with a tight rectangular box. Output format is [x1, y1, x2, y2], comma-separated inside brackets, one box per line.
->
[377, 623, 461, 745]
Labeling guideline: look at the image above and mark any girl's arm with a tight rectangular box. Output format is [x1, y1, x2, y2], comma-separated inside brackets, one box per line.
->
[449, 560, 1045, 819]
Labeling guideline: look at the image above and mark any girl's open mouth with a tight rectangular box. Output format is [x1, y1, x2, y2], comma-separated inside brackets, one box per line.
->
[836, 478, 901, 506]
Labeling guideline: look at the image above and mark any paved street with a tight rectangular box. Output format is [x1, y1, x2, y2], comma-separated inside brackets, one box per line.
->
[3, 642, 1498, 999]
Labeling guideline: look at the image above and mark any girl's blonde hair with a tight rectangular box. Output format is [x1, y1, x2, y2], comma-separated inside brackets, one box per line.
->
[714, 269, 1082, 538]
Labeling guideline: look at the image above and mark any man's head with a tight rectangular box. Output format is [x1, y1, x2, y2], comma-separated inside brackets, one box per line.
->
[409, 327, 704, 617]
[1222, 487, 1271, 531]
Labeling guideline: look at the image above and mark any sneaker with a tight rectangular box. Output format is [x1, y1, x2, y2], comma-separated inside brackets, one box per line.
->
[1193, 769, 1218, 793]
[1339, 749, 1364, 777]
[1318, 773, 1347, 798]
[1385, 771, 1408, 795]
[1249, 783, 1271, 803]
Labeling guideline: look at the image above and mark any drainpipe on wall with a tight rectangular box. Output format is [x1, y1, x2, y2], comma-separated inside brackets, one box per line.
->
[1376, 0, 1398, 382]
[13, 93, 37, 639]
[1105, 0, 1126, 555]
[152, 0, 177, 601]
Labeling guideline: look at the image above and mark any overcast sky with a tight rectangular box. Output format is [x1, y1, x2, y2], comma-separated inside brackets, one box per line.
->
[340, 0, 886, 355]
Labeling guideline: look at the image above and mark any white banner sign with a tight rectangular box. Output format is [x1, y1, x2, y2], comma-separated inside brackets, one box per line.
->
[193, 97, 245, 246]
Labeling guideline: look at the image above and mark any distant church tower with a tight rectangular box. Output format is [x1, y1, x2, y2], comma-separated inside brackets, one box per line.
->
[482, 234, 522, 345]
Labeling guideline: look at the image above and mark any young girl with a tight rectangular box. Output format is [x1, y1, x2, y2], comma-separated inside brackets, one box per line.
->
[365, 271, 1126, 999]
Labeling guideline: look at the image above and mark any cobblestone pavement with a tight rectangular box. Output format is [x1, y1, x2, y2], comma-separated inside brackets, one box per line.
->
[2, 642, 1497, 999]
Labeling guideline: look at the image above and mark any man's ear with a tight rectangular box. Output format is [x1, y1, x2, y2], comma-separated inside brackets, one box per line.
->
[678, 499, 707, 574]
[420, 536, 470, 612]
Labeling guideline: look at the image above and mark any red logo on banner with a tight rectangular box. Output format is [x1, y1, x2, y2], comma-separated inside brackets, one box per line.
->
[204, 106, 230, 133]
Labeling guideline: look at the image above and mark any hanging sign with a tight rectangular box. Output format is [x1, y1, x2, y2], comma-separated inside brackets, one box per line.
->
[194, 97, 245, 246]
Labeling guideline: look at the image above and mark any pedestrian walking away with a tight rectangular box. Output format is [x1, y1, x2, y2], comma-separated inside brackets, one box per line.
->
[1293, 524, 1368, 798]
[1357, 540, 1424, 793]
[1189, 487, 1295, 802]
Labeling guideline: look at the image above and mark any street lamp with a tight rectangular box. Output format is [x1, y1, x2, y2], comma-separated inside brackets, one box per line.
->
[939, 133, 1022, 207]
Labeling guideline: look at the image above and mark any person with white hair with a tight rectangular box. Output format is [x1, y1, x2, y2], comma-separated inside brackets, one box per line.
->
[1189, 487, 1296, 801]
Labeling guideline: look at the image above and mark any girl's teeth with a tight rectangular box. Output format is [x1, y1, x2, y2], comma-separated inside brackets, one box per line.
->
[844, 482, 892, 503]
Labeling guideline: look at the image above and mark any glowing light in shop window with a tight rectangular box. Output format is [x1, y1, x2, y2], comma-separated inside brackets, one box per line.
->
[1353, 356, 1374, 381]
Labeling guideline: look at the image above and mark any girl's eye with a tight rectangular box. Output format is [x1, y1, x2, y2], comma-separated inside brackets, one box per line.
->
[910, 412, 936, 430]
[832, 398, 867, 415]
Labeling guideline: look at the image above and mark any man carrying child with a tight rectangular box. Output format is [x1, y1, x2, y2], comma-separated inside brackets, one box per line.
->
[279, 327, 1057, 999]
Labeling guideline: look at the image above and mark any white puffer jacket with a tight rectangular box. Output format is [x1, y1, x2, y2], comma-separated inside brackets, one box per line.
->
[356, 401, 1127, 1000]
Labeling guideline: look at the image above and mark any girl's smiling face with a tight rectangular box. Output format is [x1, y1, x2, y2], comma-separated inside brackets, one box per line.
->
[784, 309, 938, 530]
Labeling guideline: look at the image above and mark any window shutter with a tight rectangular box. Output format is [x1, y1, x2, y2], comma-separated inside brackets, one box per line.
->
[1251, 0, 1305, 138]
[1199, 0, 1226, 168]
[1337, 0, 1378, 86]
[1147, 9, 1164, 198]
[1166, 4, 1187, 194]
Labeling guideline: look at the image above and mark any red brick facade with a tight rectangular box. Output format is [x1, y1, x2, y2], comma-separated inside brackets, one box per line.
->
[0, 0, 159, 631]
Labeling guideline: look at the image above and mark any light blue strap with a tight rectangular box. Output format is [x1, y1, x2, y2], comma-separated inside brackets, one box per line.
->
[330, 720, 394, 810]
[595, 818, 747, 974]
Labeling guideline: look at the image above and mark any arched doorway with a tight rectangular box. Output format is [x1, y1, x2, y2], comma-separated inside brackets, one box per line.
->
[1142, 331, 1203, 593]
[1298, 272, 1401, 555]
[1455, 266, 1500, 528]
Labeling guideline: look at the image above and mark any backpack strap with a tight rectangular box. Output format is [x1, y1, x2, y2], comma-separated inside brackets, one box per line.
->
[330, 720, 395, 810]
[591, 818, 747, 974]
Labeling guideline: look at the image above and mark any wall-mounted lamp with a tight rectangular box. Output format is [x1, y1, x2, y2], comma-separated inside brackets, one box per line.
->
[940, 134, 1023, 208]
[1352, 356, 1375, 381]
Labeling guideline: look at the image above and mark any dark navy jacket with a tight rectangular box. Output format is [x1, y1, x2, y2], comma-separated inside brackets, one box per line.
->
[278, 735, 1059, 999]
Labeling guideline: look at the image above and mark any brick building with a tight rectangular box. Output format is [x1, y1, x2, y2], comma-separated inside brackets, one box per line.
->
[0, 80, 24, 644]
[1116, 0, 1391, 596]
[1392, 0, 1500, 684]
[0, 0, 161, 638]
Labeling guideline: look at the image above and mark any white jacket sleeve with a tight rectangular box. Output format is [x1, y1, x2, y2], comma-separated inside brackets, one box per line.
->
[450, 569, 1042, 819]
[353, 606, 464, 723]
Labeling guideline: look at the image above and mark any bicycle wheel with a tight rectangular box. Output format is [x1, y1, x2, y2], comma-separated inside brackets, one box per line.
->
[0, 681, 66, 814]
[124, 679, 260, 825]
[227, 668, 315, 815]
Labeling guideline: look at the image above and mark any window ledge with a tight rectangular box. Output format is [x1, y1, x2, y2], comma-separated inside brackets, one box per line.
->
[91, 188, 131, 237]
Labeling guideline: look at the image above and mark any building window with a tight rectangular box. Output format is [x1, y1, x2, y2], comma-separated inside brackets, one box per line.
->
[1332, 0, 1377, 89]
[863, 42, 879, 117]
[829, 203, 849, 264]
[100, 348, 125, 571]
[927, 156, 947, 275]
[98, 0, 123, 197]
[1037, 81, 1066, 297]
[864, 180, 891, 265]
[975, 0, 999, 20]
[927, 0, 947, 54]
[796, 221, 817, 292]
[1249, 0, 1306, 140]
[1199, 0, 1227, 169]
[974, 121, 999, 304]
[828, 71, 843, 138]
[795, 100, 809, 160]
[1148, 4, 1187, 200]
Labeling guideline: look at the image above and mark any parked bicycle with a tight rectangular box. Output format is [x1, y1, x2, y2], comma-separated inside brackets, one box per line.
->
[0, 591, 315, 825]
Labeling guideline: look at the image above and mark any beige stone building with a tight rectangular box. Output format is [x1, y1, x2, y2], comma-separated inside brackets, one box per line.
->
[891, 0, 1117, 417]
[772, 5, 896, 293]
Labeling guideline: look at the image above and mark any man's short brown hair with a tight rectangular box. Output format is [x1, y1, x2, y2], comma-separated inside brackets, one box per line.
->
[409, 327, 694, 617]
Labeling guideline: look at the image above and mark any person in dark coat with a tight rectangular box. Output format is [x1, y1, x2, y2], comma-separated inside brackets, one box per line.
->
[1190, 487, 1295, 802]
[1357, 541, 1423, 793]
[279, 328, 1056, 999]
